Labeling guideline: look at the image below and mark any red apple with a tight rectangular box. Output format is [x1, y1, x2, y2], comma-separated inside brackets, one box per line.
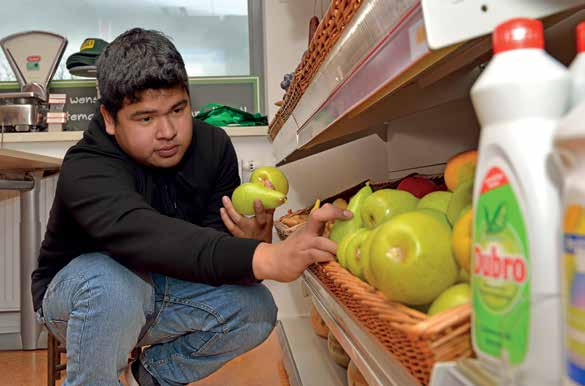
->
[397, 176, 439, 199]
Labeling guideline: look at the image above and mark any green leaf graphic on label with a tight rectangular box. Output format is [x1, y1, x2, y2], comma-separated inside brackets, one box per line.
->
[488, 203, 508, 234]
[484, 206, 491, 227]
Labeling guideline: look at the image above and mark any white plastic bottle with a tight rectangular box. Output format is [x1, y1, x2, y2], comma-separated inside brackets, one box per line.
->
[470, 18, 570, 385]
[557, 21, 585, 386]
[570, 22, 585, 107]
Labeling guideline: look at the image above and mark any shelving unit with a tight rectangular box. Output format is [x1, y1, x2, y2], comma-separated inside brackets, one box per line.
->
[276, 318, 348, 386]
[271, 2, 585, 166]
[303, 270, 419, 386]
[0, 126, 269, 144]
[270, 0, 585, 385]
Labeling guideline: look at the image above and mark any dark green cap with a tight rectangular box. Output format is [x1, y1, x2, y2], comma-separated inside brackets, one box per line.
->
[66, 38, 109, 69]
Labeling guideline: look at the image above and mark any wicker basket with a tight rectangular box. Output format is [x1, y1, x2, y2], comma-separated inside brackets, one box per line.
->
[269, 0, 365, 140]
[275, 174, 444, 241]
[312, 262, 473, 385]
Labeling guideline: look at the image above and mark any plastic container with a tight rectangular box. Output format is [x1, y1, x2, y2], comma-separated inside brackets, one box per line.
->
[570, 22, 585, 107]
[557, 21, 585, 386]
[470, 18, 571, 385]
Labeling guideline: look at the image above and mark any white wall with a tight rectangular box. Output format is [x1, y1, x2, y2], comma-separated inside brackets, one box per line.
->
[262, 0, 330, 120]
[386, 99, 481, 177]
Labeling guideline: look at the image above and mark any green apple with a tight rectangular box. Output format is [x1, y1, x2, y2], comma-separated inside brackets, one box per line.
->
[428, 283, 471, 316]
[231, 182, 286, 216]
[416, 208, 451, 227]
[329, 184, 372, 243]
[360, 189, 418, 229]
[447, 180, 474, 225]
[345, 228, 372, 280]
[250, 166, 289, 195]
[367, 211, 458, 305]
[417, 191, 453, 214]
[361, 225, 382, 286]
[336, 228, 363, 268]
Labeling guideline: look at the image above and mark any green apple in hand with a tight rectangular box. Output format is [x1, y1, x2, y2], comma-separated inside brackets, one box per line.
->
[360, 189, 418, 229]
[250, 166, 289, 195]
[367, 211, 457, 305]
[231, 182, 286, 216]
[427, 283, 471, 316]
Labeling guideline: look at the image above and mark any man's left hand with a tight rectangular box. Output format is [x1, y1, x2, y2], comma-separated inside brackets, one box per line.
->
[220, 191, 275, 244]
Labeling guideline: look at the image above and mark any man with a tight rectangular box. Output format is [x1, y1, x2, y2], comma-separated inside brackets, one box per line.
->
[32, 28, 349, 386]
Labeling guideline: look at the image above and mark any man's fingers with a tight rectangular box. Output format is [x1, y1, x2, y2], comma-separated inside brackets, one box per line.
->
[305, 203, 352, 235]
[220, 208, 242, 237]
[264, 180, 275, 190]
[254, 199, 267, 225]
[310, 236, 338, 255]
[306, 249, 336, 264]
[222, 196, 242, 224]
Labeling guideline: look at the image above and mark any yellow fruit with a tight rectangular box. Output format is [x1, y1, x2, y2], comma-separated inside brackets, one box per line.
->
[310, 199, 321, 214]
[333, 198, 348, 210]
[444, 150, 478, 192]
[452, 208, 473, 273]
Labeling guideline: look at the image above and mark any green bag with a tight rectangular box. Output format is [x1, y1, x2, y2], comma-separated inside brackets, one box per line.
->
[195, 103, 268, 127]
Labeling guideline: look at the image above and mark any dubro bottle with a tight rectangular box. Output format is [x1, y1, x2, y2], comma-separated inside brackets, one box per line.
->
[556, 20, 585, 386]
[470, 18, 570, 385]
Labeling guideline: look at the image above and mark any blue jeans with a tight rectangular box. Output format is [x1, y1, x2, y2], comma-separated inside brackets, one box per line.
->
[37, 253, 277, 386]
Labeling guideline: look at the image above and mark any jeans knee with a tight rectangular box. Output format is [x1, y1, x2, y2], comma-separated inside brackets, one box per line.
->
[68, 255, 153, 329]
[238, 284, 277, 344]
[258, 285, 278, 329]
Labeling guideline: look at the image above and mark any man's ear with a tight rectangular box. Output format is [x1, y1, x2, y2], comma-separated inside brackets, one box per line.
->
[100, 105, 116, 136]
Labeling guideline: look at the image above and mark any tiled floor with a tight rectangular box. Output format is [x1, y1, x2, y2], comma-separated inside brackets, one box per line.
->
[0, 331, 290, 386]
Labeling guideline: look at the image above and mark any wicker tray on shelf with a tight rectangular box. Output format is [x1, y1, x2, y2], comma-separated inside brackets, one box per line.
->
[275, 174, 444, 240]
[268, 0, 365, 140]
[311, 261, 473, 385]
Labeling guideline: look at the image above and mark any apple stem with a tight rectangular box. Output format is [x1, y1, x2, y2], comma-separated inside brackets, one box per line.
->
[386, 247, 405, 263]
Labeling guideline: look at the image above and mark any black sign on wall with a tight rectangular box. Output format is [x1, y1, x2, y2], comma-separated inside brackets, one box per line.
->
[0, 76, 260, 131]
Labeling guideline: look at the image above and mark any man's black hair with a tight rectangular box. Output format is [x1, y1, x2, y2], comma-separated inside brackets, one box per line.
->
[96, 28, 190, 120]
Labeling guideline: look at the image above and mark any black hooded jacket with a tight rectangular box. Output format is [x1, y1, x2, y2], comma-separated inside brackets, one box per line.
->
[31, 112, 261, 311]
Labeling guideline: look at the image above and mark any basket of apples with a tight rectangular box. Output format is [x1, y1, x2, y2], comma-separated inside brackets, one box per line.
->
[308, 150, 477, 386]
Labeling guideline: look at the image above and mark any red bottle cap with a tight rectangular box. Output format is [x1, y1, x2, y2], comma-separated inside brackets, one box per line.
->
[577, 21, 585, 54]
[493, 18, 544, 55]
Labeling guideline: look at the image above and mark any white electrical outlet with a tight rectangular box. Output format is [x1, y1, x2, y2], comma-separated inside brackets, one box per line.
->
[244, 160, 257, 172]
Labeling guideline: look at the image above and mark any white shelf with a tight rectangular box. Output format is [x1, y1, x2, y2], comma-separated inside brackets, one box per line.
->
[302, 270, 419, 386]
[222, 126, 268, 137]
[0, 126, 268, 144]
[1, 131, 83, 143]
[422, 0, 585, 49]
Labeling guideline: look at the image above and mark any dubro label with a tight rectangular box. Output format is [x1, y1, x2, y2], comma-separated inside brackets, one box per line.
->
[473, 166, 530, 365]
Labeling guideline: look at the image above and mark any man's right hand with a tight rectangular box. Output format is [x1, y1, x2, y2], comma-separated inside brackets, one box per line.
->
[252, 204, 352, 282]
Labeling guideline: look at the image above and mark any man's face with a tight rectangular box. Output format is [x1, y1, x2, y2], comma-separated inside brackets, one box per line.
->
[101, 86, 193, 168]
